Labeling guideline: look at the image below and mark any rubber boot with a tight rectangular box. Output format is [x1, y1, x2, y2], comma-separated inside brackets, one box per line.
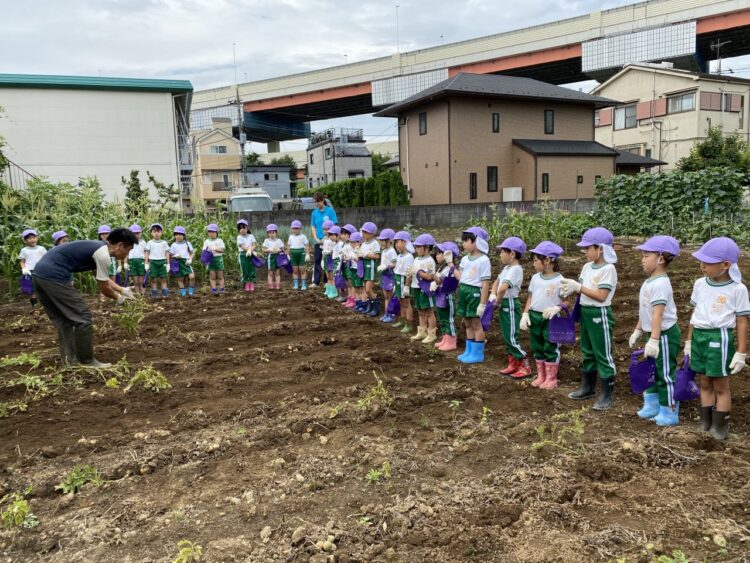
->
[437, 334, 457, 351]
[151, 289, 158, 299]
[399, 322, 413, 334]
[540, 362, 560, 389]
[461, 340, 485, 364]
[568, 370, 597, 400]
[654, 403, 680, 426]
[293, 279, 299, 290]
[410, 326, 427, 341]
[592, 377, 615, 411]
[162, 288, 169, 298]
[531, 360, 547, 387]
[327, 284, 337, 299]
[499, 356, 520, 375]
[510, 357, 532, 379]
[391, 318, 404, 329]
[434, 335, 445, 348]
[382, 314, 395, 324]
[422, 328, 437, 344]
[180, 288, 187, 297]
[275, 281, 281, 290]
[58, 326, 78, 367]
[709, 411, 730, 441]
[188, 286, 195, 295]
[457, 340, 474, 361]
[637, 393, 660, 419]
[354, 300, 364, 312]
[698, 406, 713, 431]
[74, 325, 111, 369]
[345, 296, 356, 309]
[367, 299, 381, 318]
[301, 281, 307, 291]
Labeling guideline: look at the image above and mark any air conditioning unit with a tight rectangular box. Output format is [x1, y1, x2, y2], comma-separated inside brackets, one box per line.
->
[503, 187, 523, 202]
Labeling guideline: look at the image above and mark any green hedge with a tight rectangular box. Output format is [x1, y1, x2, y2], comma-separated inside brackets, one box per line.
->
[297, 170, 408, 208]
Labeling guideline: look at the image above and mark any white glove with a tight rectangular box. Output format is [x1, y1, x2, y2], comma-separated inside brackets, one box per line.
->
[476, 303, 487, 317]
[643, 338, 660, 359]
[542, 306, 561, 320]
[683, 340, 691, 357]
[429, 281, 438, 293]
[443, 251, 453, 264]
[246, 250, 253, 257]
[116, 293, 127, 305]
[116, 265, 122, 274]
[186, 258, 192, 265]
[144, 263, 150, 272]
[520, 312, 530, 331]
[729, 352, 747, 375]
[402, 286, 410, 298]
[559, 278, 582, 297]
[628, 328, 643, 349]
[488, 293, 497, 304]
[305, 253, 310, 263]
[124, 262, 130, 271]
[21, 267, 31, 276]
[377, 264, 386, 272]
[121, 287, 135, 300]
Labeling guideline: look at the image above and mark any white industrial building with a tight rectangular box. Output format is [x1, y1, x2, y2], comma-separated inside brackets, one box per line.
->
[0, 74, 192, 200]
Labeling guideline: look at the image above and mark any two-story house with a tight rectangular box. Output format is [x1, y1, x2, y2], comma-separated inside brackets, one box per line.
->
[374, 73, 621, 205]
[190, 117, 242, 208]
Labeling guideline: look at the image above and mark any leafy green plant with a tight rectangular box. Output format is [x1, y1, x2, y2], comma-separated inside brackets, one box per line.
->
[111, 298, 147, 336]
[0, 400, 28, 418]
[365, 461, 392, 484]
[124, 365, 171, 393]
[297, 169, 407, 208]
[1, 487, 38, 529]
[356, 374, 393, 412]
[480, 406, 493, 425]
[173, 539, 203, 563]
[0, 352, 41, 370]
[55, 465, 103, 494]
[531, 408, 587, 454]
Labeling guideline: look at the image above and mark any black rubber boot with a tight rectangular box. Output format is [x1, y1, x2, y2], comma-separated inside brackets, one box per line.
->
[74, 324, 111, 369]
[709, 410, 730, 441]
[367, 299, 381, 318]
[592, 377, 615, 411]
[58, 326, 78, 367]
[698, 406, 713, 431]
[568, 370, 597, 400]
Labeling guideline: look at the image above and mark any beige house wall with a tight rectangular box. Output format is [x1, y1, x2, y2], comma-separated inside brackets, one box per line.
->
[511, 146, 536, 201]
[535, 155, 615, 200]
[191, 129, 241, 201]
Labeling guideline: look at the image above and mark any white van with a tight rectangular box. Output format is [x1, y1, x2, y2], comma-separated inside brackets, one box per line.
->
[228, 189, 274, 212]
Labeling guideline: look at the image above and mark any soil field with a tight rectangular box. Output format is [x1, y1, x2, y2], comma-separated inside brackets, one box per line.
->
[1, 246, 749, 562]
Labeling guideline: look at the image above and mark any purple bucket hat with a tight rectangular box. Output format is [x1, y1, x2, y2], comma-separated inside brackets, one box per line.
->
[497, 236, 527, 257]
[414, 233, 436, 247]
[342, 224, 357, 234]
[97, 225, 111, 235]
[692, 237, 740, 264]
[291, 220, 303, 229]
[266, 223, 278, 232]
[361, 222, 377, 234]
[52, 230, 69, 242]
[322, 220, 334, 230]
[378, 228, 395, 240]
[150, 223, 163, 231]
[328, 225, 341, 235]
[393, 231, 411, 242]
[349, 232, 363, 242]
[636, 235, 680, 257]
[576, 227, 614, 247]
[236, 219, 249, 227]
[21, 228, 38, 239]
[463, 226, 488, 241]
[128, 224, 142, 234]
[206, 223, 219, 232]
[437, 241, 460, 256]
[530, 241, 564, 259]
[173, 226, 187, 236]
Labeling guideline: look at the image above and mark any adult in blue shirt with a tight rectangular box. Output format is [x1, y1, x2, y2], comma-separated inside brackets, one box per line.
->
[309, 192, 337, 286]
[33, 228, 137, 368]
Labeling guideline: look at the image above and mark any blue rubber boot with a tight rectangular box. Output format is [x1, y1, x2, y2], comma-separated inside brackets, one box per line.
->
[354, 300, 365, 312]
[457, 340, 474, 362]
[301, 280, 308, 291]
[150, 289, 158, 299]
[361, 300, 373, 315]
[654, 403, 680, 426]
[637, 392, 660, 419]
[461, 339, 485, 364]
[180, 288, 187, 297]
[161, 288, 169, 298]
[367, 299, 381, 318]
[188, 286, 195, 296]
[293, 279, 299, 290]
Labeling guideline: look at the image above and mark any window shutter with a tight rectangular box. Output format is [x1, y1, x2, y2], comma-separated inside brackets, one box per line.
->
[731, 94, 743, 112]
[700, 92, 722, 111]
[636, 101, 652, 120]
[598, 108, 612, 126]
[653, 98, 667, 116]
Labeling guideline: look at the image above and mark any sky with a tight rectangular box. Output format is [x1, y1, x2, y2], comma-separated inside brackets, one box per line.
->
[2, 0, 750, 153]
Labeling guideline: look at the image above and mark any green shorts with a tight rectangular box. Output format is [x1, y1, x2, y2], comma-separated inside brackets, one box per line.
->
[266, 253, 278, 271]
[350, 265, 364, 288]
[290, 248, 306, 267]
[457, 283, 482, 318]
[362, 259, 377, 282]
[128, 258, 145, 276]
[173, 257, 193, 277]
[690, 327, 735, 378]
[394, 274, 409, 299]
[208, 255, 225, 272]
[413, 289, 435, 310]
[149, 259, 168, 279]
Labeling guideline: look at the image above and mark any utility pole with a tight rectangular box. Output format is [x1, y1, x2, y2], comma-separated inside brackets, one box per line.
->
[395, 5, 400, 54]
[711, 39, 731, 75]
[230, 43, 247, 192]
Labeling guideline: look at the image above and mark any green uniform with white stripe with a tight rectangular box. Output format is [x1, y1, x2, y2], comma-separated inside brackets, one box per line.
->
[528, 310, 560, 363]
[644, 325, 681, 405]
[578, 262, 618, 379]
[497, 264, 526, 360]
[239, 253, 256, 283]
[436, 293, 457, 336]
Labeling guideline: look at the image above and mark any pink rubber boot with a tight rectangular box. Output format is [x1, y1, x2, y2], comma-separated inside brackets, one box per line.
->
[540, 362, 560, 389]
[531, 360, 547, 387]
[437, 334, 457, 351]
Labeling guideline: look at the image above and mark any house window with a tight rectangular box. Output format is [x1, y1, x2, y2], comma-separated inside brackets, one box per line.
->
[614, 104, 637, 130]
[667, 92, 695, 114]
[210, 145, 228, 154]
[577, 175, 584, 185]
[469, 173, 477, 200]
[645, 148, 652, 158]
[264, 173, 278, 181]
[487, 166, 498, 192]
[595, 175, 602, 183]
[492, 113, 500, 133]
[541, 173, 549, 194]
[348, 170, 365, 178]
[222, 174, 229, 187]
[419, 112, 427, 135]
[544, 110, 554, 134]
[325, 147, 332, 159]
[309, 154, 314, 164]
[594, 110, 600, 127]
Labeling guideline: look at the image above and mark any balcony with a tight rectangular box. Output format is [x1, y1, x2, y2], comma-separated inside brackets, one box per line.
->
[212, 182, 232, 192]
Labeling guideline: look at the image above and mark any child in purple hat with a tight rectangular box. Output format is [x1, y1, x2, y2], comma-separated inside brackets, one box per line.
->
[628, 236, 681, 425]
[237, 219, 257, 292]
[348, 232, 367, 307]
[684, 237, 749, 440]
[98, 225, 118, 283]
[52, 230, 70, 246]
[339, 225, 357, 307]
[432, 241, 460, 351]
[455, 227, 492, 363]
[331, 226, 347, 301]
[492, 237, 531, 379]
[376, 228, 398, 321]
[358, 222, 381, 315]
[19, 229, 46, 309]
[169, 226, 196, 297]
[559, 227, 618, 411]
[202, 224, 226, 295]
[125, 224, 147, 295]
[287, 220, 311, 291]
[522, 241, 565, 389]
[391, 231, 415, 332]
[320, 220, 336, 297]
[410, 233, 438, 343]
[145, 223, 170, 299]
[262, 224, 284, 290]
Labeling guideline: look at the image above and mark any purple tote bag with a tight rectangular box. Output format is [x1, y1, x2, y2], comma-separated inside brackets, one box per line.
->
[275, 253, 293, 274]
[170, 259, 180, 274]
[20, 275, 33, 295]
[674, 355, 700, 401]
[380, 268, 395, 291]
[548, 305, 576, 345]
[480, 300, 495, 331]
[326, 255, 334, 271]
[251, 254, 265, 268]
[628, 350, 656, 394]
[334, 271, 347, 290]
[386, 295, 401, 315]
[200, 249, 213, 266]
[356, 260, 364, 278]
[142, 270, 149, 287]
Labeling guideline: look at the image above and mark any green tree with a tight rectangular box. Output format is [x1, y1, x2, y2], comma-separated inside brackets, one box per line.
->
[678, 125, 750, 175]
[245, 152, 263, 166]
[371, 152, 391, 177]
[147, 171, 181, 211]
[122, 170, 148, 219]
[269, 154, 297, 180]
